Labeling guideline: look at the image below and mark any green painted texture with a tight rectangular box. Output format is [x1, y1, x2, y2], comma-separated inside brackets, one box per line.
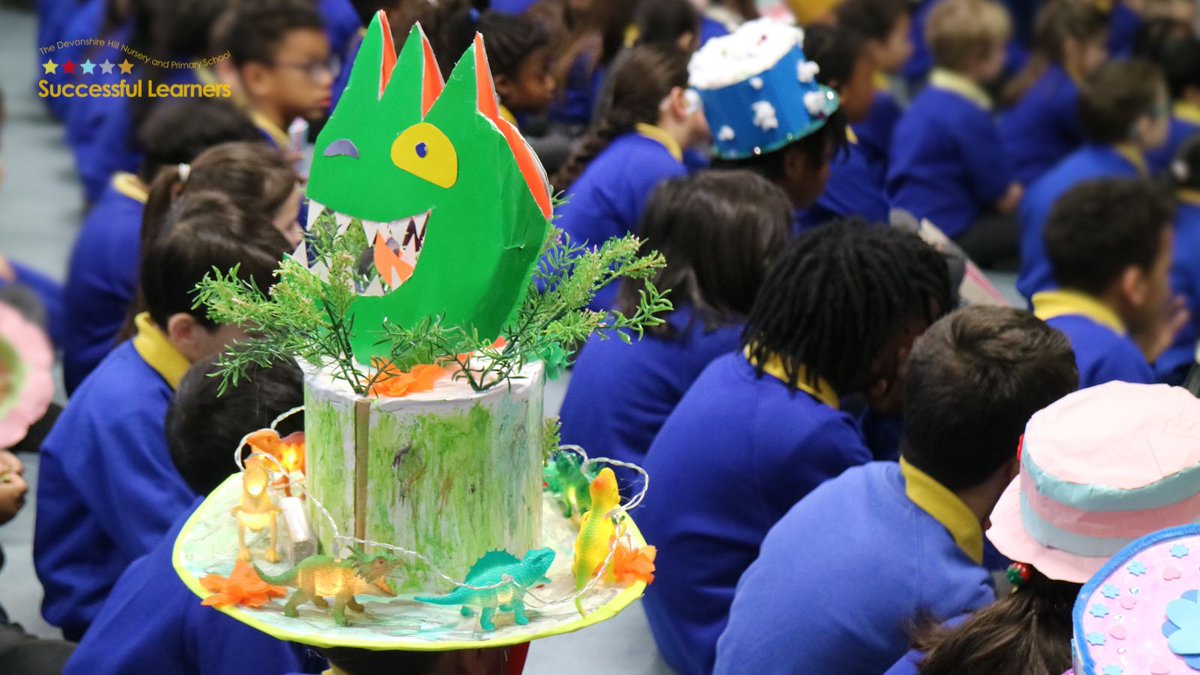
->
[305, 380, 544, 590]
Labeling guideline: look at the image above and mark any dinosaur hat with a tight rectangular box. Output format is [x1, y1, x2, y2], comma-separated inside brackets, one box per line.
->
[688, 18, 839, 160]
[172, 12, 654, 652]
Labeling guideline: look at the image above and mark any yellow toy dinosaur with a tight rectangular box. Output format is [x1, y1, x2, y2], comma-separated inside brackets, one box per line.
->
[232, 457, 281, 563]
[572, 467, 621, 615]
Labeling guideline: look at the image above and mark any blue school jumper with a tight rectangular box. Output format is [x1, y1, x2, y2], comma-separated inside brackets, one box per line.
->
[1147, 104, 1200, 175]
[63, 500, 312, 675]
[887, 70, 1013, 239]
[47, 0, 113, 122]
[639, 352, 869, 675]
[319, 0, 360, 61]
[1107, 1, 1141, 59]
[556, 125, 686, 310]
[1016, 144, 1145, 301]
[559, 306, 741, 490]
[1158, 194, 1200, 384]
[331, 28, 365, 108]
[999, 65, 1084, 185]
[713, 461, 994, 675]
[1033, 290, 1154, 389]
[700, 16, 730, 46]
[549, 56, 606, 128]
[853, 74, 903, 177]
[62, 173, 148, 394]
[798, 128, 891, 232]
[34, 315, 195, 640]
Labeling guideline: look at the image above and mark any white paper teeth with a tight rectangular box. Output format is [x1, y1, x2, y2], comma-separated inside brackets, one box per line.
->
[390, 268, 403, 289]
[306, 199, 323, 231]
[363, 276, 384, 297]
[291, 240, 308, 264]
[362, 220, 381, 243]
[334, 212, 353, 235]
[309, 260, 329, 281]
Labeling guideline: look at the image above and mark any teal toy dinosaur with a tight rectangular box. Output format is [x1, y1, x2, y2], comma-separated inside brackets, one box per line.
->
[254, 551, 399, 626]
[304, 11, 553, 365]
[415, 548, 555, 631]
[542, 452, 597, 519]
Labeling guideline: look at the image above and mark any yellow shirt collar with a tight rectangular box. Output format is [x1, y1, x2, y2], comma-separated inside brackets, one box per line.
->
[132, 312, 190, 390]
[111, 172, 148, 204]
[499, 104, 518, 126]
[900, 457, 983, 565]
[252, 111, 292, 150]
[873, 71, 890, 93]
[744, 348, 840, 409]
[1179, 188, 1200, 207]
[636, 123, 684, 163]
[929, 68, 992, 111]
[1031, 289, 1126, 335]
[846, 126, 859, 145]
[1175, 102, 1200, 127]
[1114, 143, 1148, 177]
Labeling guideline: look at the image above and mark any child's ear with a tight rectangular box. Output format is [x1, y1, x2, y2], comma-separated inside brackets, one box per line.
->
[1118, 265, 1149, 308]
[239, 62, 272, 98]
[663, 86, 689, 121]
[494, 73, 514, 101]
[166, 313, 202, 360]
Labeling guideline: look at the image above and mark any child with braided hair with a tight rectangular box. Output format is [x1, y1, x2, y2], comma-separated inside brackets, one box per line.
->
[639, 220, 954, 675]
[551, 44, 708, 310]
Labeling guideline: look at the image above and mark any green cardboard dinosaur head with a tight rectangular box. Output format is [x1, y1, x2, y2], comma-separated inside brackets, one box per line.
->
[304, 12, 553, 365]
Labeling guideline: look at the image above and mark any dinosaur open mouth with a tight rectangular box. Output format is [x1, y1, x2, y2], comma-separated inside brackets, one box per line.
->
[304, 200, 429, 297]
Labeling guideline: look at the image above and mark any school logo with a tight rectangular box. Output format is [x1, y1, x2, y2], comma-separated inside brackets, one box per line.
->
[38, 39, 233, 100]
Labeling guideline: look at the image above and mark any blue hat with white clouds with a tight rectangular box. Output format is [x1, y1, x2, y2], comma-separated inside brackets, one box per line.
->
[689, 19, 839, 161]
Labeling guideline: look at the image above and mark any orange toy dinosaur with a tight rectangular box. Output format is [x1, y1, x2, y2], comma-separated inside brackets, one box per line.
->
[232, 457, 281, 563]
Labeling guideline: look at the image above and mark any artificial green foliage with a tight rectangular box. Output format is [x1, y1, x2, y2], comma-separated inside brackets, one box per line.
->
[195, 222, 670, 397]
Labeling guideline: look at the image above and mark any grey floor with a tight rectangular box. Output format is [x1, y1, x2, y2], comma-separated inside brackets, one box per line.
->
[0, 7, 672, 671]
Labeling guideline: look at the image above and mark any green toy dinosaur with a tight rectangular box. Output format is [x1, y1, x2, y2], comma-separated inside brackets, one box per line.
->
[305, 11, 553, 365]
[415, 548, 555, 632]
[254, 552, 398, 626]
[542, 452, 598, 519]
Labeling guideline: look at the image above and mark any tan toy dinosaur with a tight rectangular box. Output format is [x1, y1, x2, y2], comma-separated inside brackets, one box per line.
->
[232, 457, 281, 563]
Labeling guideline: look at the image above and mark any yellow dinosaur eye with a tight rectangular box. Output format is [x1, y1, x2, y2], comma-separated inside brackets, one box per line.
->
[390, 122, 458, 189]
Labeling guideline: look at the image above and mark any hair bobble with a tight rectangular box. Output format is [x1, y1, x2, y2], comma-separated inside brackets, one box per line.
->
[1007, 562, 1032, 592]
[178, 163, 191, 183]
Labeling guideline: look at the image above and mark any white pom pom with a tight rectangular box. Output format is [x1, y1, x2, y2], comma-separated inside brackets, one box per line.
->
[804, 90, 826, 116]
[751, 101, 779, 132]
[1173, 159, 1190, 183]
[797, 60, 820, 84]
[717, 126, 736, 141]
[750, 76, 764, 90]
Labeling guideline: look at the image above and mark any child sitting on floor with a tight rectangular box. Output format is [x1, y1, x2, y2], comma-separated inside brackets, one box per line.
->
[796, 23, 891, 230]
[887, 0, 1023, 268]
[560, 171, 792, 493]
[1017, 59, 1170, 300]
[1033, 178, 1184, 388]
[1157, 136, 1200, 384]
[217, 0, 334, 150]
[999, 0, 1110, 186]
[62, 101, 262, 394]
[1147, 38, 1200, 173]
[639, 221, 953, 675]
[834, 0, 913, 176]
[552, 45, 706, 310]
[34, 192, 291, 641]
[62, 356, 318, 675]
[715, 306, 1078, 674]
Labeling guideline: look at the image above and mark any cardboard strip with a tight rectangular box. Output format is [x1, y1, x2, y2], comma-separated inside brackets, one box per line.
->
[354, 398, 370, 540]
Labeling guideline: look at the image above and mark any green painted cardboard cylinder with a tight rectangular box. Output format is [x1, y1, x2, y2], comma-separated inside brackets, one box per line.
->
[303, 362, 545, 590]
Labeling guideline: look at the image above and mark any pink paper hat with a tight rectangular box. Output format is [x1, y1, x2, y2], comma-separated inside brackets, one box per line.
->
[987, 382, 1200, 584]
[0, 302, 54, 448]
[1072, 524, 1200, 675]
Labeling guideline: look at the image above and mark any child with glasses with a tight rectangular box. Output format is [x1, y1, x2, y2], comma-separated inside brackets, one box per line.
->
[218, 0, 335, 151]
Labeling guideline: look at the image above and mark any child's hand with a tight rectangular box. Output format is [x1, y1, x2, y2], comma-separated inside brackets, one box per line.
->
[1135, 295, 1190, 364]
[0, 253, 14, 283]
[995, 183, 1024, 214]
[0, 450, 28, 526]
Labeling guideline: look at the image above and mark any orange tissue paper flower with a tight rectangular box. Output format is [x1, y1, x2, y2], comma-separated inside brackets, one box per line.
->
[200, 560, 287, 608]
[369, 361, 446, 398]
[612, 543, 657, 586]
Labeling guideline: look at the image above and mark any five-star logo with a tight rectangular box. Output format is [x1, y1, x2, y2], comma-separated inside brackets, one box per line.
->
[41, 56, 133, 77]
